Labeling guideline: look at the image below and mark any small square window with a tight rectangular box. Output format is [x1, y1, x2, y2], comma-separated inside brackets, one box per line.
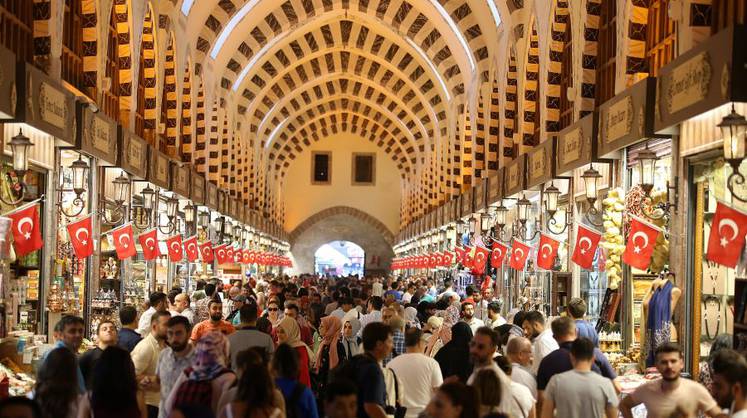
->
[312, 152, 331, 184]
[352, 153, 375, 185]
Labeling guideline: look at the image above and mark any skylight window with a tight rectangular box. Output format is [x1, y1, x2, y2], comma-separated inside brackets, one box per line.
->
[487, 0, 502, 28]
[181, 0, 195, 16]
[211, 0, 261, 59]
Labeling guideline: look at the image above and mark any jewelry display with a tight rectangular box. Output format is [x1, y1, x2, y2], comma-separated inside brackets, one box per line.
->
[702, 295, 722, 341]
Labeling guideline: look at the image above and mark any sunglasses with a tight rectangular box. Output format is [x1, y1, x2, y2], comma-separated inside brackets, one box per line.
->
[268, 307, 278, 311]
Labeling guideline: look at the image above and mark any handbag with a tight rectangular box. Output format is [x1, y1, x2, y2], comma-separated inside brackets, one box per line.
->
[387, 368, 407, 418]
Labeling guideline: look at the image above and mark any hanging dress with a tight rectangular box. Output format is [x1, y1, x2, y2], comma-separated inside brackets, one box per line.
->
[645, 280, 673, 367]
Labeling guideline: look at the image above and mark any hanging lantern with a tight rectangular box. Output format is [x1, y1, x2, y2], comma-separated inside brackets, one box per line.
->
[494, 203, 508, 228]
[184, 202, 196, 225]
[166, 196, 179, 219]
[581, 165, 602, 205]
[720, 105, 747, 165]
[637, 147, 658, 196]
[141, 186, 156, 211]
[112, 171, 130, 205]
[544, 183, 561, 217]
[198, 210, 211, 229]
[70, 157, 90, 196]
[9, 129, 32, 176]
[517, 194, 531, 224]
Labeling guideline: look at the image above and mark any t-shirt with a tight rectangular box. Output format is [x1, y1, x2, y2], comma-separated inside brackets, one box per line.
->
[531, 329, 558, 375]
[190, 320, 236, 342]
[118, 328, 142, 352]
[544, 370, 618, 418]
[387, 353, 443, 418]
[510, 381, 535, 418]
[227, 326, 275, 370]
[372, 283, 384, 297]
[511, 363, 537, 399]
[628, 378, 718, 418]
[536, 341, 616, 390]
[354, 355, 387, 418]
[575, 320, 600, 347]
[275, 377, 319, 418]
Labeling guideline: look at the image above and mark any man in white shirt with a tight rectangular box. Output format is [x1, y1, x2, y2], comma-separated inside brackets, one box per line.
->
[358, 296, 383, 337]
[522, 311, 558, 375]
[387, 328, 443, 418]
[710, 349, 747, 418]
[371, 278, 384, 297]
[330, 297, 355, 320]
[169, 293, 194, 324]
[461, 301, 484, 335]
[505, 336, 537, 399]
[485, 301, 507, 329]
[137, 292, 168, 336]
[438, 279, 459, 302]
[401, 283, 415, 304]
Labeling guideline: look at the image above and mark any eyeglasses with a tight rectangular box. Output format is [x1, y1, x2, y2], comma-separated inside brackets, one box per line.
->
[268, 307, 278, 311]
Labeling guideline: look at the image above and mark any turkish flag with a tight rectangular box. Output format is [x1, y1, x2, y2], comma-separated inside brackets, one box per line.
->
[165, 235, 184, 262]
[429, 253, 438, 269]
[247, 250, 257, 264]
[443, 251, 454, 266]
[138, 228, 160, 261]
[7, 204, 43, 257]
[66, 215, 93, 259]
[707, 201, 747, 268]
[111, 223, 137, 260]
[435, 252, 443, 267]
[509, 239, 532, 270]
[622, 216, 661, 270]
[183, 236, 199, 262]
[472, 246, 490, 273]
[491, 242, 509, 268]
[199, 241, 214, 263]
[225, 245, 235, 263]
[571, 225, 603, 269]
[463, 247, 475, 269]
[536, 234, 560, 270]
[214, 244, 229, 264]
[455, 247, 466, 264]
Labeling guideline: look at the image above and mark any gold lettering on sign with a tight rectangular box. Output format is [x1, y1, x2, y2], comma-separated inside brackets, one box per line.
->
[665, 52, 711, 115]
[157, 156, 168, 182]
[91, 117, 110, 153]
[603, 96, 634, 144]
[561, 127, 583, 165]
[127, 137, 144, 168]
[38, 82, 67, 129]
[176, 167, 188, 190]
[530, 149, 546, 181]
[507, 163, 519, 190]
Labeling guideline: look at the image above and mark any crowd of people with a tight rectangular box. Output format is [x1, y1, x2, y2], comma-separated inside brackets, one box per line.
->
[1, 274, 746, 418]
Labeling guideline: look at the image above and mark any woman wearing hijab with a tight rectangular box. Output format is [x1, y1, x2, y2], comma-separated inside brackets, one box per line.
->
[424, 316, 445, 357]
[434, 322, 474, 382]
[425, 305, 460, 357]
[341, 318, 361, 359]
[166, 332, 236, 417]
[276, 316, 314, 387]
[404, 306, 421, 329]
[314, 316, 347, 412]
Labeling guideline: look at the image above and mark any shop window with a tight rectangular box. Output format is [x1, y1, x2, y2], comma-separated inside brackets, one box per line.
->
[558, 22, 574, 130]
[0, 0, 33, 64]
[646, 0, 677, 77]
[312, 151, 331, 184]
[101, 8, 120, 122]
[352, 153, 375, 185]
[711, 0, 746, 33]
[596, 0, 617, 106]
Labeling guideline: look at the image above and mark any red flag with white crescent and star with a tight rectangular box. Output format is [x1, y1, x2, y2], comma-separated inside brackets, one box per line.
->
[111, 223, 137, 260]
[247, 250, 257, 264]
[138, 228, 160, 261]
[183, 236, 199, 262]
[7, 203, 43, 257]
[241, 249, 251, 264]
[166, 235, 184, 262]
[66, 214, 94, 259]
[462, 247, 475, 269]
[454, 247, 466, 264]
[536, 234, 560, 270]
[442, 251, 454, 266]
[509, 239, 532, 270]
[707, 201, 747, 268]
[199, 241, 214, 263]
[214, 244, 228, 264]
[571, 224, 603, 270]
[490, 241, 508, 268]
[225, 245, 235, 263]
[622, 216, 661, 270]
[472, 246, 490, 274]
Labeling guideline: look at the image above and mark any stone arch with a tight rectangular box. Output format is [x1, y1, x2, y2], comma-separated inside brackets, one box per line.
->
[289, 206, 395, 245]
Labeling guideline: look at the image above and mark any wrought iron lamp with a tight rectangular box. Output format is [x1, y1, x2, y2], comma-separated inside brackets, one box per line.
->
[635, 146, 678, 220]
[58, 156, 90, 218]
[0, 129, 33, 205]
[100, 171, 130, 225]
[580, 165, 604, 226]
[544, 182, 573, 234]
[721, 105, 747, 202]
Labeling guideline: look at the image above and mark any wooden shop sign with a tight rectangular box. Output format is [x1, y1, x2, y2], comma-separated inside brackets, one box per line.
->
[206, 181, 219, 211]
[436, 205, 445, 227]
[229, 197, 239, 220]
[117, 128, 148, 179]
[557, 112, 597, 175]
[460, 187, 474, 217]
[170, 163, 191, 199]
[504, 154, 527, 196]
[655, 25, 747, 132]
[191, 174, 205, 205]
[487, 168, 504, 205]
[218, 190, 228, 215]
[474, 178, 487, 212]
[527, 137, 556, 189]
[0, 45, 16, 119]
[17, 62, 76, 143]
[598, 78, 656, 158]
[147, 148, 170, 189]
[76, 103, 117, 164]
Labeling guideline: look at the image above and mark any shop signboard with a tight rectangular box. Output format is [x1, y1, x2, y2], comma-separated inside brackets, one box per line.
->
[474, 178, 487, 212]
[206, 181, 219, 211]
[655, 25, 747, 132]
[17, 62, 76, 143]
[0, 45, 15, 119]
[117, 128, 148, 179]
[527, 137, 557, 189]
[504, 154, 527, 196]
[191, 174, 205, 205]
[76, 103, 117, 164]
[598, 78, 656, 158]
[488, 168, 504, 205]
[229, 197, 239, 220]
[170, 163, 191, 198]
[557, 112, 597, 176]
[460, 187, 474, 218]
[147, 147, 171, 189]
[218, 190, 228, 216]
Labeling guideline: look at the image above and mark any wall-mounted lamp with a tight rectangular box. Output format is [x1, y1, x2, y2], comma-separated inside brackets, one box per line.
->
[0, 129, 33, 206]
[721, 105, 747, 202]
[544, 182, 573, 234]
[100, 171, 130, 225]
[635, 146, 677, 220]
[58, 156, 90, 218]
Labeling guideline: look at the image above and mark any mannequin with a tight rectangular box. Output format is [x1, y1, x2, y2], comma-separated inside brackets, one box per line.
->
[642, 272, 681, 367]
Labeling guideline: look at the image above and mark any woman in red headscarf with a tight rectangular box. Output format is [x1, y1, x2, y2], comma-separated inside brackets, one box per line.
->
[313, 315, 347, 401]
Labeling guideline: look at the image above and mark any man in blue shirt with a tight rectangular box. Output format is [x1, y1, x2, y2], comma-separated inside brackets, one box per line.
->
[353, 322, 393, 418]
[567, 297, 599, 347]
[117, 305, 142, 352]
[40, 315, 86, 393]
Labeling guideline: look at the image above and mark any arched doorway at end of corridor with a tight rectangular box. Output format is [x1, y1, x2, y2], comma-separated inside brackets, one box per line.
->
[314, 241, 365, 277]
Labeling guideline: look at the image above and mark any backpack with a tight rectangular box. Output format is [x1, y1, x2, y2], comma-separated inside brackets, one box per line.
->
[283, 382, 306, 418]
[172, 367, 232, 411]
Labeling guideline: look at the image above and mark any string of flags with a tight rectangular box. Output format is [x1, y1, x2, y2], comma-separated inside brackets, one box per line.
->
[2, 203, 291, 267]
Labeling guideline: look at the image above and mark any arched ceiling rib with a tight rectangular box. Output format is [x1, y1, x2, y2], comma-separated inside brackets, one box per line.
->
[259, 74, 431, 154]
